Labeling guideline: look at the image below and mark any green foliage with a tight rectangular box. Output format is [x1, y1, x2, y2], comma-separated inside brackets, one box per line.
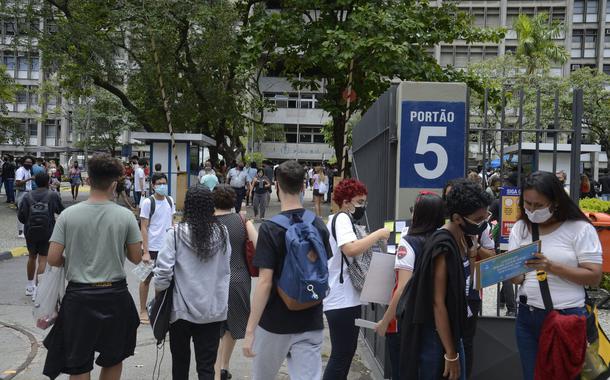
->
[245, 0, 505, 173]
[580, 198, 610, 214]
[0, 63, 23, 145]
[600, 274, 610, 293]
[243, 151, 265, 167]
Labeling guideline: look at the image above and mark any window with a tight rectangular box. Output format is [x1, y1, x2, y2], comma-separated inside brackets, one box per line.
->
[572, 30, 584, 58]
[264, 92, 321, 109]
[455, 46, 469, 68]
[574, 0, 599, 23]
[607, 1, 610, 22]
[604, 65, 610, 75]
[4, 20, 15, 35]
[440, 46, 454, 66]
[584, 30, 597, 57]
[574, 0, 585, 22]
[28, 121, 37, 137]
[586, 0, 599, 22]
[17, 55, 28, 79]
[282, 125, 324, 144]
[486, 8, 500, 26]
[3, 54, 15, 70]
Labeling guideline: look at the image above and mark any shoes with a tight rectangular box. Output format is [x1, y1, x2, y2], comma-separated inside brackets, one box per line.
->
[18, 231, 24, 238]
[25, 285, 35, 297]
[31, 286, 38, 302]
[505, 310, 517, 317]
[220, 369, 232, 380]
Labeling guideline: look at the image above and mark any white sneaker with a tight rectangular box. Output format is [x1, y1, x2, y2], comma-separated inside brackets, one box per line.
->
[18, 232, 24, 238]
[31, 286, 37, 302]
[25, 285, 35, 297]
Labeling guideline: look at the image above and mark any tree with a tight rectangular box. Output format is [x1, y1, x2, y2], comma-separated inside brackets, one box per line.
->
[37, 0, 264, 163]
[0, 65, 24, 145]
[513, 13, 569, 76]
[245, 0, 504, 174]
[71, 90, 137, 156]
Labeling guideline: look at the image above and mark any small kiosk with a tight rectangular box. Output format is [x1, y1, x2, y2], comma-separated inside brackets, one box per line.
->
[131, 132, 215, 209]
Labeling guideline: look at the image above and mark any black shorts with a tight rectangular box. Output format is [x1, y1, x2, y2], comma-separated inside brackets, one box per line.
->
[43, 280, 139, 378]
[313, 189, 324, 197]
[26, 240, 49, 256]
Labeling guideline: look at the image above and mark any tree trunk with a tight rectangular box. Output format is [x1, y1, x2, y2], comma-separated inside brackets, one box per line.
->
[332, 114, 350, 177]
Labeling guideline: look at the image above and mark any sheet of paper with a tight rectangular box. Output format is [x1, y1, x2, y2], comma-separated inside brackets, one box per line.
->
[387, 245, 396, 254]
[394, 233, 402, 245]
[355, 318, 378, 330]
[395, 220, 407, 232]
[384, 221, 394, 231]
[360, 252, 396, 305]
[476, 241, 540, 288]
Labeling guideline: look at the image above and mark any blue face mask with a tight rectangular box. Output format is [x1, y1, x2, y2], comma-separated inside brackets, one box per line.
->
[155, 184, 168, 196]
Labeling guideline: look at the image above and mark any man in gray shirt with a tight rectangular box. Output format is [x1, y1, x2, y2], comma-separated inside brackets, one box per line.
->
[226, 162, 248, 213]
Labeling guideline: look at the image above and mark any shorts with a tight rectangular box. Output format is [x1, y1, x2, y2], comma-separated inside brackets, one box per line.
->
[43, 280, 139, 378]
[26, 239, 49, 256]
[144, 251, 158, 281]
[313, 189, 324, 197]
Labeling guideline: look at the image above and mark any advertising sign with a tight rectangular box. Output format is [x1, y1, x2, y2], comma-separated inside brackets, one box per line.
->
[399, 101, 466, 189]
[500, 187, 521, 249]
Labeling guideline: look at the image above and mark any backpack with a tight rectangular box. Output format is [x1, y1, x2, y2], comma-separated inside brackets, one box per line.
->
[270, 210, 330, 311]
[147, 195, 173, 221]
[26, 192, 52, 242]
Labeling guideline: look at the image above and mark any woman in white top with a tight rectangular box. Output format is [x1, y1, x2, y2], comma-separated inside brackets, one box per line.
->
[509, 171, 602, 380]
[312, 166, 327, 217]
[323, 178, 390, 380]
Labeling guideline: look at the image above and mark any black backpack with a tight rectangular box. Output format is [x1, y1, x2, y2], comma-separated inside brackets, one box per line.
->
[147, 195, 173, 221]
[26, 192, 52, 242]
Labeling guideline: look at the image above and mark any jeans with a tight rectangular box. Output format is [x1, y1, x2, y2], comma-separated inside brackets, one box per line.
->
[169, 319, 222, 380]
[134, 191, 142, 207]
[419, 325, 466, 380]
[386, 332, 401, 380]
[322, 306, 361, 380]
[253, 192, 269, 218]
[463, 299, 481, 379]
[515, 303, 587, 380]
[233, 186, 246, 213]
[500, 281, 517, 312]
[4, 178, 14, 203]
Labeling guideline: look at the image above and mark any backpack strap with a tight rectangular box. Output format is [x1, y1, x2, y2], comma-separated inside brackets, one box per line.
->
[331, 211, 358, 285]
[270, 214, 292, 230]
[148, 195, 156, 220]
[166, 196, 173, 209]
[532, 223, 553, 311]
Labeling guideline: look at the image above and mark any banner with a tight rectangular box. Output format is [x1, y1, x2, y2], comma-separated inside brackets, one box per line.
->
[500, 187, 521, 250]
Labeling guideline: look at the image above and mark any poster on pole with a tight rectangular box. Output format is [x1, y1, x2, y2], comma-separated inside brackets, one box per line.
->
[499, 187, 521, 250]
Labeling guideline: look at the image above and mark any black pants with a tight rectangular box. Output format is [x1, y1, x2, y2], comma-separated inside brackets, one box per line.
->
[322, 306, 361, 380]
[386, 332, 401, 380]
[500, 281, 516, 312]
[463, 299, 482, 379]
[232, 186, 245, 213]
[169, 319, 222, 380]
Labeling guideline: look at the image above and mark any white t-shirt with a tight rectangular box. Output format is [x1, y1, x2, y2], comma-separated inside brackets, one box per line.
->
[480, 224, 495, 250]
[140, 196, 175, 251]
[323, 213, 363, 311]
[15, 167, 32, 191]
[395, 227, 416, 271]
[509, 219, 602, 309]
[134, 167, 145, 192]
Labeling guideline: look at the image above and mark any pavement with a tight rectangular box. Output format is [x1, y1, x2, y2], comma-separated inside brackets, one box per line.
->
[0, 186, 380, 380]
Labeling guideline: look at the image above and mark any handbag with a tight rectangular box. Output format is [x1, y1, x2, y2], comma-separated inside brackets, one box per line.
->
[331, 212, 373, 291]
[147, 229, 176, 345]
[239, 214, 258, 277]
[532, 223, 608, 379]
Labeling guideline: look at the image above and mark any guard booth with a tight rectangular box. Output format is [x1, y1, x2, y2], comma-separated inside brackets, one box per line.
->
[352, 82, 521, 380]
[131, 132, 215, 209]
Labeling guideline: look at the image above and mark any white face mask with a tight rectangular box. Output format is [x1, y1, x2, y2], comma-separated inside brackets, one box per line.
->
[525, 207, 553, 224]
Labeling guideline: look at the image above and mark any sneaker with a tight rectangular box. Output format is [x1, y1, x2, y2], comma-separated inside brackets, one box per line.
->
[25, 285, 35, 297]
[505, 310, 517, 317]
[31, 286, 38, 302]
[18, 231, 24, 238]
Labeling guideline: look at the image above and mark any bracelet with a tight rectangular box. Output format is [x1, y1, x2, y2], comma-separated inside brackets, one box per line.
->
[444, 353, 459, 362]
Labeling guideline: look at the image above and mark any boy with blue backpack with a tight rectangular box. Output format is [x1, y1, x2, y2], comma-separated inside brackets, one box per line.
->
[243, 160, 332, 380]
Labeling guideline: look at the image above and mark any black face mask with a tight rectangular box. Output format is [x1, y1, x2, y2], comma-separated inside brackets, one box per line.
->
[23, 164, 32, 170]
[460, 217, 488, 236]
[351, 205, 366, 221]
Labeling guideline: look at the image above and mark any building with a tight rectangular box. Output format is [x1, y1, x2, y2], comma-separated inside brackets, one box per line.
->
[256, 1, 610, 163]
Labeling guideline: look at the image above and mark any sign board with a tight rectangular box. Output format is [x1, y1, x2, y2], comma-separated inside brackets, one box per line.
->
[500, 187, 521, 250]
[475, 241, 540, 289]
[395, 82, 468, 219]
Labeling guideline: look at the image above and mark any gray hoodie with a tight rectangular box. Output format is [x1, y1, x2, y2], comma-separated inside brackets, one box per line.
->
[154, 223, 231, 324]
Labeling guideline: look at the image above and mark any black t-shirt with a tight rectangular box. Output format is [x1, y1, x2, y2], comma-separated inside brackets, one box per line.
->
[253, 208, 333, 334]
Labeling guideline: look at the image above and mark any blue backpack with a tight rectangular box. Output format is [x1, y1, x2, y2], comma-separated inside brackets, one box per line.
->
[270, 210, 330, 311]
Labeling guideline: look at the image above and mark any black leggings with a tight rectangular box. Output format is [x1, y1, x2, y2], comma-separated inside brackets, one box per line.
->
[169, 319, 222, 380]
[322, 305, 361, 380]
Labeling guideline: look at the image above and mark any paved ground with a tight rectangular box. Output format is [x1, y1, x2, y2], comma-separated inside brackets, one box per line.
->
[0, 186, 378, 380]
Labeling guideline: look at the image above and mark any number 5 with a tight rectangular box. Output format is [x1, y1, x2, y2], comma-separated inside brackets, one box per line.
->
[414, 126, 448, 180]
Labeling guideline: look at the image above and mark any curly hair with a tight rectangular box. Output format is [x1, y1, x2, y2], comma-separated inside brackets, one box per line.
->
[88, 153, 124, 190]
[446, 180, 491, 220]
[333, 178, 368, 206]
[181, 185, 227, 260]
[213, 184, 236, 210]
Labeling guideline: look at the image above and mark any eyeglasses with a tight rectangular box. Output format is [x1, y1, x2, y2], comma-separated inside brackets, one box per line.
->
[352, 200, 367, 207]
[463, 211, 492, 226]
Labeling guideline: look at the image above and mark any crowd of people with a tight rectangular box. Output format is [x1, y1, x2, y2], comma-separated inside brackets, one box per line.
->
[1, 150, 605, 380]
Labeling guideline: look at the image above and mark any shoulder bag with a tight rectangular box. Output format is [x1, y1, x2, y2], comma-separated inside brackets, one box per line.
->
[239, 214, 258, 277]
[147, 229, 176, 345]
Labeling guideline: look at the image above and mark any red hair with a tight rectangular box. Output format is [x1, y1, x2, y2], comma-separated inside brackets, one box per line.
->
[333, 178, 368, 206]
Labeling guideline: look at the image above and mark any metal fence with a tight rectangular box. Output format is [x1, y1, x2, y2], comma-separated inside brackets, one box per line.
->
[351, 83, 586, 378]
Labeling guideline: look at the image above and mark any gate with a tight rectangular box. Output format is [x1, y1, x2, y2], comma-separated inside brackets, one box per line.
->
[351, 83, 587, 379]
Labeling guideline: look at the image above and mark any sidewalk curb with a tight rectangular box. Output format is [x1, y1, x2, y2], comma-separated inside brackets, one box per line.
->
[0, 247, 28, 262]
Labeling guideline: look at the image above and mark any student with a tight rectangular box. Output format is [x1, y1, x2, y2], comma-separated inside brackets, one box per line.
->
[43, 153, 142, 380]
[69, 161, 83, 201]
[485, 177, 501, 200]
[226, 162, 248, 213]
[2, 155, 16, 203]
[138, 172, 175, 323]
[399, 181, 491, 380]
[251, 169, 271, 220]
[243, 160, 332, 380]
[18, 172, 65, 300]
[15, 156, 34, 238]
[133, 158, 147, 206]
[213, 185, 258, 380]
[200, 160, 220, 191]
[154, 185, 231, 379]
[375, 192, 445, 380]
[246, 162, 258, 207]
[323, 178, 390, 380]
[31, 157, 46, 190]
[312, 166, 327, 217]
[510, 171, 602, 380]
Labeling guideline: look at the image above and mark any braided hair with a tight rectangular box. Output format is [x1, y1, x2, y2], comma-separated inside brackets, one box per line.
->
[180, 184, 227, 260]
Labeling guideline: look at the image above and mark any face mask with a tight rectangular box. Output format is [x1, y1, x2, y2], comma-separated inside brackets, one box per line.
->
[155, 184, 168, 196]
[23, 163, 32, 170]
[351, 205, 366, 221]
[460, 217, 488, 236]
[525, 207, 553, 224]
